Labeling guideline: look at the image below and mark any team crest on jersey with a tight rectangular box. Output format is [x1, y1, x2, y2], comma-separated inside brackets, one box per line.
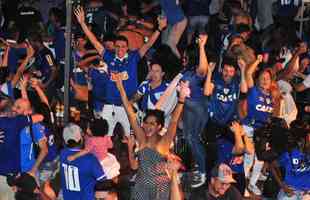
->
[259, 97, 264, 102]
[223, 88, 230, 94]
[266, 98, 271, 104]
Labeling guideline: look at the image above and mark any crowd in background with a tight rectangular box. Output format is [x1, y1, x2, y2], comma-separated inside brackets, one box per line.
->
[0, 0, 310, 200]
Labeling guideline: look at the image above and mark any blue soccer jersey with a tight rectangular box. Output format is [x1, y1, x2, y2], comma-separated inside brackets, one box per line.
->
[217, 137, 244, 174]
[20, 123, 46, 172]
[43, 126, 58, 162]
[137, 80, 169, 111]
[181, 69, 205, 101]
[89, 67, 109, 112]
[209, 72, 240, 125]
[34, 47, 56, 84]
[278, 148, 310, 191]
[102, 50, 140, 105]
[242, 86, 273, 128]
[60, 148, 106, 200]
[0, 116, 32, 175]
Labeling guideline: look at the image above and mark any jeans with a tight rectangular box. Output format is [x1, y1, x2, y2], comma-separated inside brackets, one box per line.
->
[183, 98, 209, 173]
[161, 18, 188, 58]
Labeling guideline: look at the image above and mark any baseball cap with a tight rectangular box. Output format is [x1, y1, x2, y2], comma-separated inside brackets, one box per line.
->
[63, 123, 83, 144]
[211, 163, 236, 184]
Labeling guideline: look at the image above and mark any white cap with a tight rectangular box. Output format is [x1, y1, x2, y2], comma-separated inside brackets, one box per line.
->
[63, 123, 83, 144]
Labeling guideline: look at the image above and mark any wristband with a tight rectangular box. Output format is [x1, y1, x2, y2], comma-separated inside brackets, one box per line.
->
[239, 91, 248, 100]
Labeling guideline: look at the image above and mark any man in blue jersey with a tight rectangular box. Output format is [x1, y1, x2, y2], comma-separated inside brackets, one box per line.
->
[0, 114, 43, 200]
[11, 98, 48, 177]
[60, 123, 106, 200]
[74, 6, 167, 136]
[130, 61, 177, 126]
[27, 31, 57, 99]
[203, 56, 247, 174]
[271, 121, 310, 200]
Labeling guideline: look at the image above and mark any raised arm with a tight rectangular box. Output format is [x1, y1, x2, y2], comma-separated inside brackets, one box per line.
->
[197, 34, 208, 76]
[160, 81, 188, 152]
[246, 54, 263, 88]
[31, 78, 50, 107]
[0, 43, 9, 67]
[278, 42, 306, 80]
[230, 122, 245, 155]
[77, 55, 101, 69]
[203, 62, 216, 96]
[74, 6, 104, 55]
[237, 58, 248, 93]
[139, 16, 167, 58]
[19, 75, 30, 100]
[124, 135, 139, 170]
[115, 74, 146, 145]
[11, 44, 35, 87]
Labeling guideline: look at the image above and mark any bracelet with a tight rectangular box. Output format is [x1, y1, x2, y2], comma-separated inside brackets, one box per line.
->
[178, 100, 185, 104]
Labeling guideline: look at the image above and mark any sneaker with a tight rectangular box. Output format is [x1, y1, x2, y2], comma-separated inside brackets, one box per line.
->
[248, 184, 262, 196]
[191, 172, 206, 188]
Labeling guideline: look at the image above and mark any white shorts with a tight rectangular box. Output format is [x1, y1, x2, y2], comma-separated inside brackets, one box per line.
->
[96, 104, 130, 136]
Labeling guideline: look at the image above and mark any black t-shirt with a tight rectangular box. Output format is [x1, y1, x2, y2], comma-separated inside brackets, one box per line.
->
[189, 185, 243, 200]
[16, 6, 42, 32]
[85, 6, 117, 36]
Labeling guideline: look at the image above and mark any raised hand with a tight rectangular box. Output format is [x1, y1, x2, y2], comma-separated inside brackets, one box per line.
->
[237, 58, 247, 71]
[178, 80, 190, 100]
[30, 78, 40, 88]
[198, 34, 208, 47]
[208, 62, 216, 73]
[157, 16, 167, 31]
[26, 44, 35, 59]
[230, 121, 244, 136]
[257, 54, 263, 63]
[74, 6, 86, 25]
[20, 75, 29, 89]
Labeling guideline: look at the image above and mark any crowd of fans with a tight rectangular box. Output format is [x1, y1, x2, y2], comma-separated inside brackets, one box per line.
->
[0, 0, 310, 200]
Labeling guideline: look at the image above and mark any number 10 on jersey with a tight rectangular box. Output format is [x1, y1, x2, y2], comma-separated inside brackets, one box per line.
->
[62, 163, 81, 191]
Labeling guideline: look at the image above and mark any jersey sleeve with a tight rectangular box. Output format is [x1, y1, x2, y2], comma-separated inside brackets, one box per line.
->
[91, 155, 107, 181]
[32, 123, 46, 143]
[137, 81, 148, 95]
